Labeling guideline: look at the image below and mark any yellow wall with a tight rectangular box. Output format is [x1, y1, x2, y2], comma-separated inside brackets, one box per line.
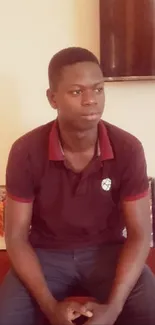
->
[0, 0, 155, 184]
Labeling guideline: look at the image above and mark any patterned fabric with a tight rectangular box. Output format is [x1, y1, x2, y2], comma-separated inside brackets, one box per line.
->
[0, 186, 6, 238]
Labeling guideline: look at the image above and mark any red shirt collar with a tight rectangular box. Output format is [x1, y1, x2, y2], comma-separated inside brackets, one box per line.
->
[98, 120, 114, 160]
[48, 120, 64, 161]
[49, 120, 114, 161]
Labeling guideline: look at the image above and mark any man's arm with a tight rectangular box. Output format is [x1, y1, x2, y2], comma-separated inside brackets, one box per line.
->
[108, 194, 151, 312]
[82, 139, 151, 325]
[5, 197, 57, 319]
[5, 139, 89, 325]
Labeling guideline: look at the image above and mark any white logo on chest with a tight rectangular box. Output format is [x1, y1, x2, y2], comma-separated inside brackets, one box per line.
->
[101, 178, 112, 191]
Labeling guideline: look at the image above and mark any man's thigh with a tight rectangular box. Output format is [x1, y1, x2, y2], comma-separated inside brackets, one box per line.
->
[79, 245, 155, 325]
[0, 249, 78, 325]
[0, 269, 37, 325]
[79, 244, 122, 302]
[116, 265, 155, 325]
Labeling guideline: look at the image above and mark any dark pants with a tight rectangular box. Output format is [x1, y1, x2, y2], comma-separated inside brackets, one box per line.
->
[0, 244, 155, 325]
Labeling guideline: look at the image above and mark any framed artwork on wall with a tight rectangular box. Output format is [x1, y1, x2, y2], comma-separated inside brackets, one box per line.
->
[100, 0, 155, 81]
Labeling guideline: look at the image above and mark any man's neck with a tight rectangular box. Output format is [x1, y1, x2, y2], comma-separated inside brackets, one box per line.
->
[58, 120, 98, 153]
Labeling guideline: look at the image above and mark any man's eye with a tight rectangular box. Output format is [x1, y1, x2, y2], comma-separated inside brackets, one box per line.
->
[95, 87, 103, 93]
[70, 90, 82, 95]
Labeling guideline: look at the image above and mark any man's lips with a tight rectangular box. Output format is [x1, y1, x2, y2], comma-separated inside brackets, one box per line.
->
[82, 112, 101, 116]
[81, 112, 101, 120]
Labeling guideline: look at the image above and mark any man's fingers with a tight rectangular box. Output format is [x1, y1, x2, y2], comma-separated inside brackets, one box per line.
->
[80, 306, 93, 317]
[75, 303, 93, 317]
[67, 310, 81, 321]
[84, 301, 96, 311]
[81, 309, 93, 318]
[71, 312, 81, 320]
[69, 301, 93, 318]
[80, 302, 95, 317]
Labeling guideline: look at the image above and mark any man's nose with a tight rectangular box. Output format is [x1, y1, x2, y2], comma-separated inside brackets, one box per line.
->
[82, 90, 97, 106]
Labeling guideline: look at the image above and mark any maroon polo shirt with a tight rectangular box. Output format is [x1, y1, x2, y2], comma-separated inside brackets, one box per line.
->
[6, 120, 149, 249]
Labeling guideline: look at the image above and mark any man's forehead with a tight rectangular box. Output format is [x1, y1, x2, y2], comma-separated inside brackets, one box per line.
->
[60, 63, 104, 87]
[68, 79, 105, 88]
[62, 61, 102, 75]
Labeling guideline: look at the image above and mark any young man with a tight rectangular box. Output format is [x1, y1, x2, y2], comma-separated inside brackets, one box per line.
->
[0, 47, 155, 325]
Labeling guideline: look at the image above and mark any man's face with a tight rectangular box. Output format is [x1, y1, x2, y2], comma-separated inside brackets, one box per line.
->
[47, 61, 105, 130]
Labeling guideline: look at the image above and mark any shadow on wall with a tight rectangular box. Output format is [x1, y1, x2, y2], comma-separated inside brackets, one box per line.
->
[73, 0, 100, 59]
[0, 75, 22, 183]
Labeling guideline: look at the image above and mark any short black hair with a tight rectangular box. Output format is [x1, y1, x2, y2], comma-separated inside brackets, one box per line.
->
[48, 47, 100, 90]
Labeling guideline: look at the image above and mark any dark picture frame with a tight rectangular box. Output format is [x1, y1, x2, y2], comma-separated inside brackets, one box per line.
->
[100, 0, 155, 81]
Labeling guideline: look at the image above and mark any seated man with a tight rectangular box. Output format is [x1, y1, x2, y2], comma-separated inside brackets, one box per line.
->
[0, 47, 155, 325]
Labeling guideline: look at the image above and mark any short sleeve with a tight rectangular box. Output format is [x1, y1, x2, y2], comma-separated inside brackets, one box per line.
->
[120, 140, 149, 201]
[6, 139, 34, 202]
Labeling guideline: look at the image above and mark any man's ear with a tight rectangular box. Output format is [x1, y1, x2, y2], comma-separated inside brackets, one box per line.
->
[46, 88, 58, 109]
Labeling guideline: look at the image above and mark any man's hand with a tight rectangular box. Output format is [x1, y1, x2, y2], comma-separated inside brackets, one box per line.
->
[83, 302, 120, 325]
[48, 300, 93, 325]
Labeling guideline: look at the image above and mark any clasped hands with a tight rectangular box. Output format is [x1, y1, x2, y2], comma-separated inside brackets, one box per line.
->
[47, 299, 120, 325]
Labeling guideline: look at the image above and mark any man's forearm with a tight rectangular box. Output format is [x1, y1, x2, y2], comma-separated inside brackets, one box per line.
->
[7, 240, 56, 317]
[108, 235, 150, 312]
